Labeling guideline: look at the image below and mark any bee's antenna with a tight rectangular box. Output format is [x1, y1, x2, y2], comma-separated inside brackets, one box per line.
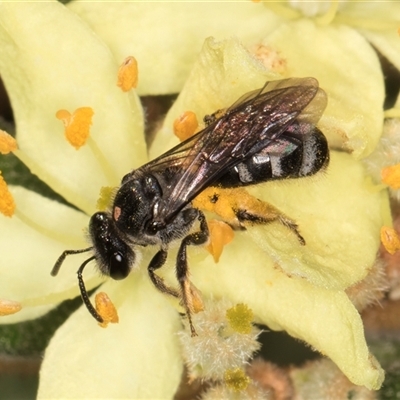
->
[51, 247, 93, 276]
[51, 247, 104, 323]
[77, 256, 104, 324]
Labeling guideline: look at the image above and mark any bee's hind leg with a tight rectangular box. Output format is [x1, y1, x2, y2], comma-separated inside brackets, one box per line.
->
[193, 187, 305, 246]
[235, 206, 306, 246]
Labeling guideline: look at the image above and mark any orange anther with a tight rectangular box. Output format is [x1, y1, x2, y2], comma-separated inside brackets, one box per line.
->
[381, 226, 400, 255]
[56, 107, 94, 150]
[381, 163, 400, 189]
[117, 56, 138, 92]
[0, 171, 15, 217]
[173, 111, 198, 142]
[95, 292, 119, 328]
[206, 219, 234, 263]
[0, 299, 22, 316]
[0, 130, 17, 154]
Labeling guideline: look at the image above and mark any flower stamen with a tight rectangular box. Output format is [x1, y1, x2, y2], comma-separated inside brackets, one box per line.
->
[381, 226, 400, 255]
[173, 111, 198, 141]
[117, 56, 138, 92]
[0, 130, 17, 154]
[206, 219, 234, 263]
[381, 163, 400, 189]
[95, 292, 119, 328]
[0, 171, 15, 217]
[0, 299, 22, 316]
[56, 108, 118, 185]
[56, 107, 94, 150]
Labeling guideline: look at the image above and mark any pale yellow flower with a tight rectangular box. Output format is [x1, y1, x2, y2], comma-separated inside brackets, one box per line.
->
[0, 1, 394, 397]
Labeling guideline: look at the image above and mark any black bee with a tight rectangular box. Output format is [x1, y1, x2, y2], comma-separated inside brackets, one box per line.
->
[52, 77, 329, 335]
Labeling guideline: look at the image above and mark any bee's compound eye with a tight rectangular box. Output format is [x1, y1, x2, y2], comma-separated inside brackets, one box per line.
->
[109, 251, 131, 280]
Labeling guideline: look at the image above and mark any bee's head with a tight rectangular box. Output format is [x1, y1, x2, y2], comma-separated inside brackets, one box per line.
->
[89, 212, 136, 280]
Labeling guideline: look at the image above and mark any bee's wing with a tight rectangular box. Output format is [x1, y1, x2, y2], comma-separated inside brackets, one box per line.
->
[226, 77, 326, 123]
[145, 77, 326, 222]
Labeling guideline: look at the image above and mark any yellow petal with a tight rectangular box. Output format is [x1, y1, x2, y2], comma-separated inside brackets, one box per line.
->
[154, 37, 390, 290]
[150, 37, 279, 158]
[68, 1, 283, 95]
[0, 2, 146, 214]
[361, 27, 400, 78]
[158, 152, 388, 389]
[189, 237, 384, 390]
[264, 19, 384, 158]
[337, 1, 400, 32]
[0, 186, 102, 324]
[243, 151, 390, 290]
[38, 273, 183, 399]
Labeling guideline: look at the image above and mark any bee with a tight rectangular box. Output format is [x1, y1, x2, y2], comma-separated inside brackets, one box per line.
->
[52, 77, 329, 335]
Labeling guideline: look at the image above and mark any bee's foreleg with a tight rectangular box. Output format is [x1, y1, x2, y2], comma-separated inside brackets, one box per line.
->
[176, 210, 209, 336]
